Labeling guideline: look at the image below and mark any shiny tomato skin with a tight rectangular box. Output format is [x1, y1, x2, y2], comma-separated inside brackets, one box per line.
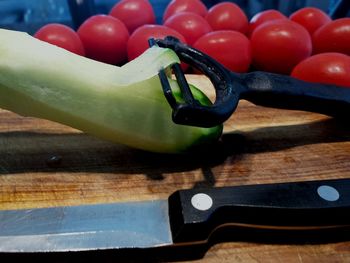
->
[248, 9, 287, 36]
[291, 53, 350, 88]
[289, 7, 331, 35]
[251, 19, 312, 74]
[163, 0, 208, 22]
[77, 15, 129, 65]
[164, 12, 212, 45]
[127, 24, 186, 60]
[193, 30, 252, 73]
[34, 23, 85, 56]
[109, 0, 156, 33]
[205, 2, 249, 34]
[312, 18, 350, 55]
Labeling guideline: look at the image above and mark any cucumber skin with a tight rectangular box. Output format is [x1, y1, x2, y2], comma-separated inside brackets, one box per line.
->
[0, 29, 222, 153]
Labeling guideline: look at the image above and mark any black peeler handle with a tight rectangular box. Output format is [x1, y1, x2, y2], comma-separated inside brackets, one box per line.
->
[239, 71, 350, 119]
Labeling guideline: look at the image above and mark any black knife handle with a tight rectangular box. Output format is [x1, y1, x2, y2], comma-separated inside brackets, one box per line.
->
[168, 178, 350, 244]
[239, 71, 350, 118]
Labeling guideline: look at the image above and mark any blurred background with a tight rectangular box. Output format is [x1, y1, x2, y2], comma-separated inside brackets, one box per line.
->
[0, 0, 348, 34]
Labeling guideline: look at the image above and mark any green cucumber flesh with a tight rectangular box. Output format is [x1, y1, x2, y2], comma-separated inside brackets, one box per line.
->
[0, 29, 222, 153]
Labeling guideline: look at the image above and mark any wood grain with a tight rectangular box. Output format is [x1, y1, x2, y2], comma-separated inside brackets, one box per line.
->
[1, 75, 350, 262]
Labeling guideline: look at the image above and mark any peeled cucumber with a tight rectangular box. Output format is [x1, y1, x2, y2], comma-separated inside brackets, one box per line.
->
[0, 29, 222, 153]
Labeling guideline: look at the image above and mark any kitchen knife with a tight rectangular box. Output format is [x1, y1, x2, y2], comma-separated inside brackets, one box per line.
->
[1, 178, 350, 252]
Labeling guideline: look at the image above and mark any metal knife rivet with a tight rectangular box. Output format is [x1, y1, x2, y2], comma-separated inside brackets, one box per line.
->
[191, 193, 213, 211]
[317, 185, 340, 202]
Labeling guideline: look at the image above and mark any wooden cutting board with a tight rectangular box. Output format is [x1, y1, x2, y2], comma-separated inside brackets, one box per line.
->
[1, 75, 350, 262]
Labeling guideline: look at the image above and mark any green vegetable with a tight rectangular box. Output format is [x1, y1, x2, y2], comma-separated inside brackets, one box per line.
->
[0, 29, 222, 153]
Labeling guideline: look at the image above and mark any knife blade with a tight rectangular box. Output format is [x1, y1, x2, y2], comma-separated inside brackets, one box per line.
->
[1, 178, 350, 252]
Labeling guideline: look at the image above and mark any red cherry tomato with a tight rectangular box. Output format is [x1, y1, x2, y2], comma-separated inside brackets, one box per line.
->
[164, 12, 212, 45]
[205, 2, 249, 35]
[289, 7, 331, 35]
[291, 53, 350, 88]
[109, 0, 156, 33]
[193, 30, 251, 73]
[312, 18, 350, 56]
[127, 24, 186, 60]
[251, 20, 312, 74]
[77, 15, 129, 65]
[34, 23, 85, 56]
[248, 9, 287, 36]
[163, 0, 208, 22]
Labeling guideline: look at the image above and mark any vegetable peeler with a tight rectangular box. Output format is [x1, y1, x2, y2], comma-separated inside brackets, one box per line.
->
[150, 36, 350, 128]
